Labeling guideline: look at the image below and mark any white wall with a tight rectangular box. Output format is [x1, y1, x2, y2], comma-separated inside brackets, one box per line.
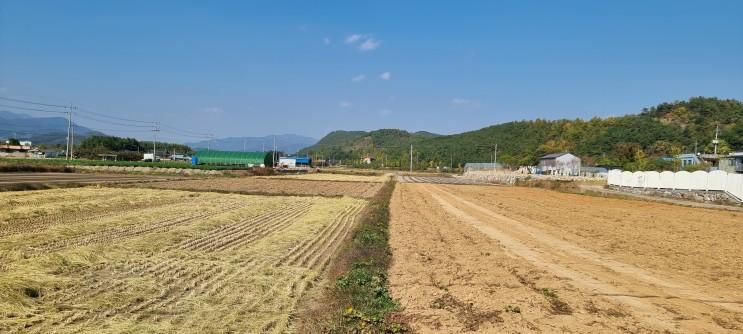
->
[607, 169, 743, 201]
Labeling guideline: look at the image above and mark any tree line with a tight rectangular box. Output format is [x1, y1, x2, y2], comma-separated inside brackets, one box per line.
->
[302, 97, 743, 171]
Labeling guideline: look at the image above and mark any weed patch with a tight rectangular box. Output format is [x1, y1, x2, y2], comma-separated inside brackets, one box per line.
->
[297, 181, 409, 333]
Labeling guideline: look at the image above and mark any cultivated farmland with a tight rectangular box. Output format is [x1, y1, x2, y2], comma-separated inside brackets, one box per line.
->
[142, 177, 383, 198]
[389, 183, 743, 333]
[260, 172, 391, 183]
[0, 187, 366, 333]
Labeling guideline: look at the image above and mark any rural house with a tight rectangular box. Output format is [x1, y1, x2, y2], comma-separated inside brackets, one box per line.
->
[537, 152, 581, 175]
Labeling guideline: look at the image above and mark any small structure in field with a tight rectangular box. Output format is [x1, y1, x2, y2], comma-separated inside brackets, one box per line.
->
[464, 162, 503, 172]
[193, 150, 269, 167]
[727, 152, 743, 173]
[538, 152, 581, 175]
[278, 156, 312, 169]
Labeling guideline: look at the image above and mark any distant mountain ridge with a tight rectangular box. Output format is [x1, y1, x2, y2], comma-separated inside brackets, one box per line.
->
[186, 134, 317, 153]
[301, 129, 441, 153]
[0, 111, 102, 145]
[300, 97, 743, 170]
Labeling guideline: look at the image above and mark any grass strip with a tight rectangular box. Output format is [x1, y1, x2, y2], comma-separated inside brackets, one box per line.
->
[297, 180, 408, 333]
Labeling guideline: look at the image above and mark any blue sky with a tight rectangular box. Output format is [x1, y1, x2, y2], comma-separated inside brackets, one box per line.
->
[1, 1, 742, 142]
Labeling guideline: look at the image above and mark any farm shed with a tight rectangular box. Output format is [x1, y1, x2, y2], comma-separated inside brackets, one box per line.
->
[538, 152, 581, 175]
[278, 156, 312, 168]
[193, 150, 269, 167]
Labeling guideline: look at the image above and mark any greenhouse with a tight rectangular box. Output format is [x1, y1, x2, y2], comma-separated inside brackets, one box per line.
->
[192, 150, 270, 167]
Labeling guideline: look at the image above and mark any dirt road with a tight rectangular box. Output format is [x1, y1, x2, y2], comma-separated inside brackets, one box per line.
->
[389, 183, 743, 333]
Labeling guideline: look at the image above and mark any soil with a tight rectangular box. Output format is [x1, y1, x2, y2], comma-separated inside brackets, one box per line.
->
[389, 183, 743, 333]
[138, 177, 384, 198]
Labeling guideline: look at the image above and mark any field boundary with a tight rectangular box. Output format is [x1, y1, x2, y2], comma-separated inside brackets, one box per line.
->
[294, 180, 408, 333]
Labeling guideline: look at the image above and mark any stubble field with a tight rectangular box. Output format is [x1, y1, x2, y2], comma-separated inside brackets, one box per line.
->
[0, 187, 366, 333]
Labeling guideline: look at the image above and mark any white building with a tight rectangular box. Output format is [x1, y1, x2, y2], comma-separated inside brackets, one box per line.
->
[537, 152, 581, 175]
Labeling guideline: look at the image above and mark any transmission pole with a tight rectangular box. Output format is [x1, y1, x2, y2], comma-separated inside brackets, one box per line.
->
[409, 144, 413, 173]
[152, 122, 160, 162]
[70, 112, 75, 159]
[65, 109, 72, 160]
[494, 143, 498, 171]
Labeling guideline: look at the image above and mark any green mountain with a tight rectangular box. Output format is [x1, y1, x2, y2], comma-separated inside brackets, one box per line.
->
[301, 129, 441, 155]
[302, 97, 743, 170]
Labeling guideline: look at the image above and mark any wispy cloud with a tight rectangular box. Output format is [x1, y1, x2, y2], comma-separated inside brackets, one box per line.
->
[298, 24, 308, 32]
[345, 34, 363, 44]
[379, 72, 392, 80]
[359, 38, 381, 51]
[323, 37, 331, 45]
[345, 33, 382, 51]
[351, 74, 366, 82]
[338, 101, 352, 108]
[450, 98, 480, 108]
[201, 107, 224, 114]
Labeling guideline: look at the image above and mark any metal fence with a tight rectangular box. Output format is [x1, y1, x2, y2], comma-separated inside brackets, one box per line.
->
[607, 169, 743, 201]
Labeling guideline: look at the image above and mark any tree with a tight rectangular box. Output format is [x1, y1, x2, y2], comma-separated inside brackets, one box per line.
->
[7, 138, 20, 145]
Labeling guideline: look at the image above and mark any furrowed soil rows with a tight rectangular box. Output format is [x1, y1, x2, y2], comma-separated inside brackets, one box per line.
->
[0, 187, 367, 333]
[389, 183, 743, 333]
[139, 177, 383, 198]
[261, 172, 391, 183]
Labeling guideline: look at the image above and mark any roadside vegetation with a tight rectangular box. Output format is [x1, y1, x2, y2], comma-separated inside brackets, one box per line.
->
[298, 181, 408, 333]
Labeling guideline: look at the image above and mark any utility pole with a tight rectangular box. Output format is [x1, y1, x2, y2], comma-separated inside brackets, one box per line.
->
[70, 107, 75, 159]
[243, 138, 246, 152]
[494, 143, 498, 172]
[152, 122, 160, 162]
[65, 109, 72, 160]
[409, 144, 413, 173]
[272, 135, 276, 168]
[713, 124, 720, 155]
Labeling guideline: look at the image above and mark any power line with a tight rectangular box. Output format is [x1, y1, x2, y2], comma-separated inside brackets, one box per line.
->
[160, 129, 212, 139]
[0, 96, 71, 109]
[0, 104, 69, 114]
[74, 113, 155, 128]
[160, 124, 210, 137]
[76, 107, 154, 124]
[2, 95, 212, 143]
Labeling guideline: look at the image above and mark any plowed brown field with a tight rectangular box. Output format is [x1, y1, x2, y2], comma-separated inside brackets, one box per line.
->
[142, 177, 383, 198]
[389, 183, 743, 333]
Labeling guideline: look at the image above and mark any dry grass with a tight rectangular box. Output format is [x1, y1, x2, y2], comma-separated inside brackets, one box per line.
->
[0, 187, 367, 333]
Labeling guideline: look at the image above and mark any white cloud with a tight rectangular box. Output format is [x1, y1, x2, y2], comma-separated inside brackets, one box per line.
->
[323, 37, 331, 45]
[379, 109, 392, 116]
[358, 38, 381, 51]
[345, 34, 363, 44]
[379, 72, 392, 80]
[351, 74, 366, 82]
[450, 98, 481, 108]
[201, 107, 224, 114]
[338, 101, 352, 108]
[345, 34, 382, 51]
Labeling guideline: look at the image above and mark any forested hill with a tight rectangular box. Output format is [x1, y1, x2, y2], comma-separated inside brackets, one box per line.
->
[301, 97, 743, 170]
[301, 129, 441, 152]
